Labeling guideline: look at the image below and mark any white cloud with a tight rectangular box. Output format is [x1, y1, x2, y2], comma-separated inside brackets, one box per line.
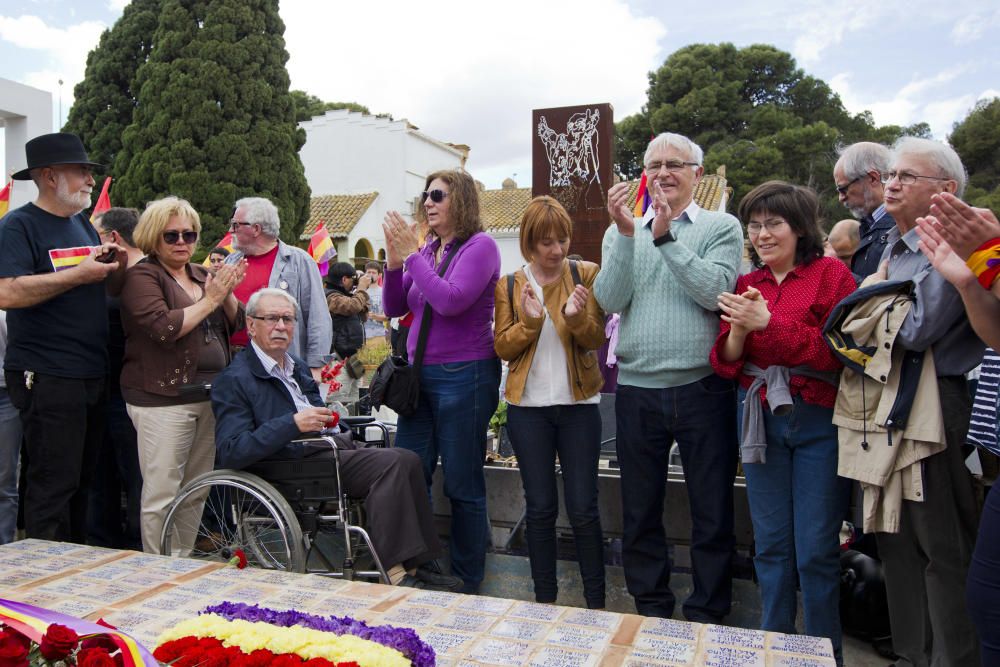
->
[107, 0, 130, 11]
[950, 9, 1000, 42]
[281, 0, 665, 186]
[788, 1, 888, 65]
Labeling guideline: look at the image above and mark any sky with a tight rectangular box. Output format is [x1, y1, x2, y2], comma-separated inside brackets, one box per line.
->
[1, 0, 998, 189]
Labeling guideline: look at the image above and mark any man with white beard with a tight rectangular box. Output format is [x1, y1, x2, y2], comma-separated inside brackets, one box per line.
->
[0, 133, 125, 542]
[833, 141, 896, 279]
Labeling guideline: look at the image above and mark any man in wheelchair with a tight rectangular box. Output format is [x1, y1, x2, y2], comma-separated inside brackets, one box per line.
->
[211, 288, 462, 591]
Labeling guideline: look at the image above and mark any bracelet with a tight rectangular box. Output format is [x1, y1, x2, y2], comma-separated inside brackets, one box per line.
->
[965, 238, 1000, 289]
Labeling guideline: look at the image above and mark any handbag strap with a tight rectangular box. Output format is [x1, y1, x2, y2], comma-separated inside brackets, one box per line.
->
[411, 238, 465, 369]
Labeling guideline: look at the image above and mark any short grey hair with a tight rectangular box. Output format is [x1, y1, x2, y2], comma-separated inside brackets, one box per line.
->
[246, 288, 298, 317]
[644, 132, 704, 169]
[891, 137, 967, 198]
[836, 142, 891, 180]
[234, 197, 281, 239]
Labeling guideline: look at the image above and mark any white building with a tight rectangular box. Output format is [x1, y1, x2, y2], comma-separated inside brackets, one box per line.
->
[297, 109, 468, 265]
[0, 78, 53, 209]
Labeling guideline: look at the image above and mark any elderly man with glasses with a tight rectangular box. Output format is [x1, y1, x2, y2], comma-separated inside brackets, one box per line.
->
[225, 197, 331, 382]
[833, 142, 896, 280]
[594, 132, 744, 622]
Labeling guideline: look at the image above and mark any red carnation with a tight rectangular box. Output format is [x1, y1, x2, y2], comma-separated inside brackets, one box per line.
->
[199, 647, 229, 667]
[228, 548, 248, 569]
[303, 659, 336, 667]
[39, 623, 80, 660]
[270, 655, 301, 667]
[244, 649, 275, 667]
[154, 636, 200, 663]
[77, 647, 117, 667]
[0, 633, 29, 667]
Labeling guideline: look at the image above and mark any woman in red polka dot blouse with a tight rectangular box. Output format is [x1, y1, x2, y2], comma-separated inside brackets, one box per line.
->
[710, 181, 856, 664]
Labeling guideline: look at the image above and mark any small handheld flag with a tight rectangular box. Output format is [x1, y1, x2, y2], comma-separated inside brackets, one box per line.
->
[633, 170, 651, 217]
[203, 232, 235, 266]
[91, 177, 112, 222]
[308, 224, 336, 276]
[0, 179, 11, 219]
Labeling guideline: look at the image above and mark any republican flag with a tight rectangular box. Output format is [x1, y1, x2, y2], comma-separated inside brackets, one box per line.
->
[0, 179, 10, 219]
[632, 170, 651, 218]
[49, 246, 94, 272]
[202, 232, 235, 266]
[308, 223, 336, 276]
[91, 176, 112, 223]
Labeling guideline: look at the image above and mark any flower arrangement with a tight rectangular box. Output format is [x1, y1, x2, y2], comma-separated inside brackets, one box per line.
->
[319, 360, 345, 395]
[0, 599, 157, 667]
[154, 603, 433, 667]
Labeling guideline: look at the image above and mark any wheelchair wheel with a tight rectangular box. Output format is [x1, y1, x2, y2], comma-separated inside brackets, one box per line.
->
[160, 470, 306, 572]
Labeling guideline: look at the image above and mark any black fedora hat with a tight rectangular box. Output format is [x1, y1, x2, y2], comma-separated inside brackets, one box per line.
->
[11, 132, 105, 181]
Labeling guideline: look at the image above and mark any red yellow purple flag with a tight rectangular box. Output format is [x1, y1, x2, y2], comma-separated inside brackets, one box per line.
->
[0, 179, 11, 219]
[632, 170, 650, 218]
[49, 246, 94, 272]
[202, 232, 235, 266]
[91, 176, 112, 223]
[308, 223, 336, 276]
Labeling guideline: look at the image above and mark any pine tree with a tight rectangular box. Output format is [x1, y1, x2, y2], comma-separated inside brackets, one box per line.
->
[63, 0, 162, 203]
[113, 0, 310, 246]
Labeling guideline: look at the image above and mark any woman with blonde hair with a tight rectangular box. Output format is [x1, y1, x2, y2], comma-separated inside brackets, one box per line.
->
[382, 170, 502, 593]
[120, 196, 244, 553]
[494, 195, 607, 608]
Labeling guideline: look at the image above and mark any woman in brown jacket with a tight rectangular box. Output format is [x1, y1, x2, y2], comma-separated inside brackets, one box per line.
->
[120, 196, 244, 553]
[494, 196, 607, 608]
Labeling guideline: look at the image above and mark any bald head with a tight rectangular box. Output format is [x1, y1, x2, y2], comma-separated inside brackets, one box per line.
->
[825, 219, 861, 266]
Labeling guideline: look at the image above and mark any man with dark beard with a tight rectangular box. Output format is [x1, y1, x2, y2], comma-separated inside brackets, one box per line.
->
[0, 133, 125, 542]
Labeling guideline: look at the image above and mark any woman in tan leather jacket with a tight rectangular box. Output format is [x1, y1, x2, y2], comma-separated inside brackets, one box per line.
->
[493, 196, 607, 608]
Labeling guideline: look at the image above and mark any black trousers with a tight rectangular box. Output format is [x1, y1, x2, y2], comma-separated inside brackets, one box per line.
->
[87, 389, 142, 550]
[5, 371, 106, 543]
[615, 377, 738, 621]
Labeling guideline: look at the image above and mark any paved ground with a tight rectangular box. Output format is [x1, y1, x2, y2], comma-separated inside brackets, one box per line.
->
[479, 552, 889, 667]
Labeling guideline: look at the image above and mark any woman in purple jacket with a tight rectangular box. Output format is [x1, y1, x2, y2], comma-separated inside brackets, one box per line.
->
[383, 169, 502, 594]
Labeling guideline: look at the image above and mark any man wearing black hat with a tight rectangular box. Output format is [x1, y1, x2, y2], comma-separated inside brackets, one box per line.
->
[0, 132, 125, 543]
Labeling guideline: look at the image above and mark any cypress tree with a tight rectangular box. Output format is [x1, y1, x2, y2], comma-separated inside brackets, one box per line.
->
[63, 0, 162, 202]
[113, 0, 310, 245]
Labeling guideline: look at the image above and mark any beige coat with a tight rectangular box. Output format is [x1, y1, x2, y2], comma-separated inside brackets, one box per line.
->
[832, 284, 946, 533]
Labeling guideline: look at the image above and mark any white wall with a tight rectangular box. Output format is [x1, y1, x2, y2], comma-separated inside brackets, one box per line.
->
[0, 78, 53, 209]
[299, 109, 466, 261]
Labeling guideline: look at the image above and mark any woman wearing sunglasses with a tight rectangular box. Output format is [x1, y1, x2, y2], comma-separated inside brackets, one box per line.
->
[710, 181, 855, 664]
[119, 196, 245, 553]
[382, 170, 502, 594]
[493, 196, 607, 609]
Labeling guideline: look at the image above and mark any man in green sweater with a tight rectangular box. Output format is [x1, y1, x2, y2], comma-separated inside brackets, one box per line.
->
[595, 132, 743, 622]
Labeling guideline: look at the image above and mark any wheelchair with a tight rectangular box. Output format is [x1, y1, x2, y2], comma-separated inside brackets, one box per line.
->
[158, 416, 393, 584]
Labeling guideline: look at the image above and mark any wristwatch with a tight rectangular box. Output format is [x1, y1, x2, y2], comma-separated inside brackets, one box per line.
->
[653, 230, 676, 246]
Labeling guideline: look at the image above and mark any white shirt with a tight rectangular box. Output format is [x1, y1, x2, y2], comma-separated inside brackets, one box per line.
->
[514, 266, 600, 408]
[251, 340, 313, 412]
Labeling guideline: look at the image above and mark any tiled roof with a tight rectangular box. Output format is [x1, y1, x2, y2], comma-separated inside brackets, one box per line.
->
[300, 192, 378, 240]
[625, 173, 730, 212]
[480, 186, 532, 233]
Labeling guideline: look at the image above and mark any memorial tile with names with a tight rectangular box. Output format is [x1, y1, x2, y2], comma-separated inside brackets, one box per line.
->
[419, 629, 479, 657]
[46, 598, 105, 619]
[766, 633, 835, 659]
[379, 602, 443, 628]
[84, 581, 148, 605]
[141, 590, 209, 613]
[434, 610, 499, 634]
[629, 635, 698, 665]
[1, 589, 64, 608]
[527, 645, 601, 667]
[705, 624, 767, 650]
[457, 595, 514, 616]
[507, 601, 565, 623]
[639, 617, 702, 643]
[560, 608, 622, 632]
[489, 618, 551, 642]
[769, 656, 838, 667]
[314, 594, 377, 614]
[212, 583, 277, 603]
[405, 590, 463, 609]
[544, 625, 612, 653]
[465, 637, 535, 666]
[703, 645, 766, 667]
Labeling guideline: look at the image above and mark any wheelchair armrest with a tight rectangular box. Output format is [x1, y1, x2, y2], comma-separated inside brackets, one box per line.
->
[341, 416, 377, 427]
[290, 434, 344, 449]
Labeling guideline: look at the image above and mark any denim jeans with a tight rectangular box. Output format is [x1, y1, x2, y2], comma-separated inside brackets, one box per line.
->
[395, 357, 500, 592]
[0, 388, 22, 545]
[737, 388, 846, 663]
[615, 377, 738, 621]
[507, 403, 605, 608]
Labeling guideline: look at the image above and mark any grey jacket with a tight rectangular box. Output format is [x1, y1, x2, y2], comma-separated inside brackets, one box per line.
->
[228, 240, 332, 368]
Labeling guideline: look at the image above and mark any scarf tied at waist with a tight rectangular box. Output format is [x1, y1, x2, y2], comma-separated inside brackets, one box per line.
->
[740, 362, 839, 464]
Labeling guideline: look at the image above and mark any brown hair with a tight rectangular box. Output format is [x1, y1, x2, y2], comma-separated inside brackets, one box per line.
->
[415, 169, 483, 241]
[738, 181, 825, 269]
[133, 196, 201, 257]
[518, 196, 573, 261]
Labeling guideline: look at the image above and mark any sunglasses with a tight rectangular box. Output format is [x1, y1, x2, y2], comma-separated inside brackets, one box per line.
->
[163, 230, 198, 245]
[421, 189, 448, 204]
[835, 176, 861, 195]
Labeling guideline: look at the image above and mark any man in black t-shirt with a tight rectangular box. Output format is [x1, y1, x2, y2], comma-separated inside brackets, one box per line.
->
[0, 133, 125, 543]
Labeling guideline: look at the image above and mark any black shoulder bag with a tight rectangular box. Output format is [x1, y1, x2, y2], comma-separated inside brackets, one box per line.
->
[368, 240, 465, 416]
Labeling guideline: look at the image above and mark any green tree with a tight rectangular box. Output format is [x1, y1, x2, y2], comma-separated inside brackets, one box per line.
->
[616, 43, 930, 225]
[949, 98, 1000, 210]
[112, 0, 310, 246]
[63, 0, 162, 205]
[289, 90, 370, 123]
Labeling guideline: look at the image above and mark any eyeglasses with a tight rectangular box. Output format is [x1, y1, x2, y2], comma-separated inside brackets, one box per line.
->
[163, 230, 198, 245]
[249, 314, 297, 326]
[881, 171, 953, 186]
[644, 160, 699, 174]
[746, 220, 788, 235]
[229, 220, 255, 230]
[421, 189, 448, 204]
[835, 176, 861, 195]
